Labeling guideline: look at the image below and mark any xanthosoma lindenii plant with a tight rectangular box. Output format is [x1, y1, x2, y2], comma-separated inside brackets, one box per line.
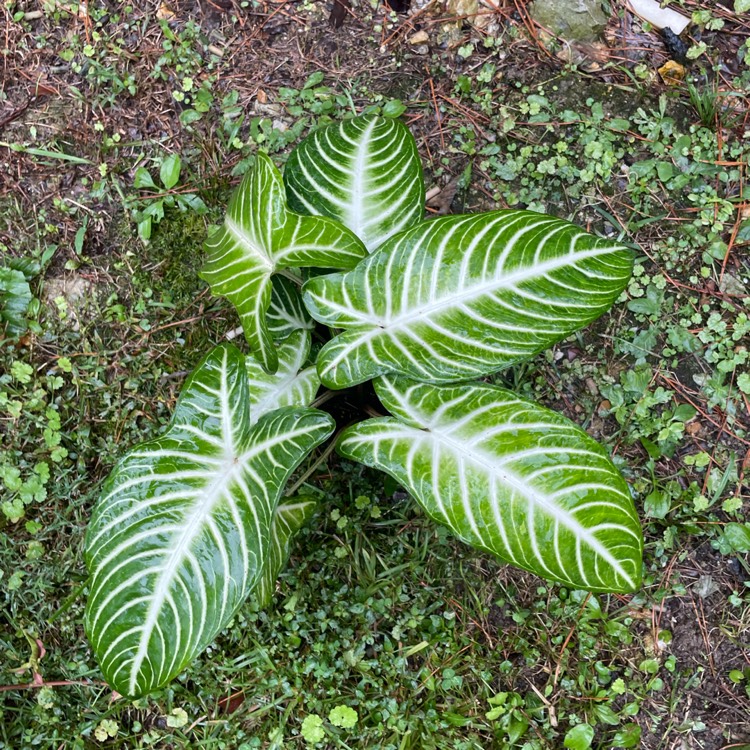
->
[84, 113, 643, 698]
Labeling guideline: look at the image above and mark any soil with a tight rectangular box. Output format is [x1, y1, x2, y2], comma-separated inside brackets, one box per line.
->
[642, 541, 750, 749]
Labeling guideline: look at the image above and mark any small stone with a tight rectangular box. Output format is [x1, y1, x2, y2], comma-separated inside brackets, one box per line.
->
[44, 276, 95, 332]
[693, 575, 720, 599]
[627, 0, 690, 34]
[437, 22, 463, 47]
[474, 0, 501, 33]
[408, 30, 429, 45]
[255, 101, 282, 117]
[719, 273, 747, 296]
[530, 0, 607, 44]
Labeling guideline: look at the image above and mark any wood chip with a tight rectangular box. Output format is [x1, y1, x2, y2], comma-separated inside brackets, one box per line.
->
[408, 30, 429, 45]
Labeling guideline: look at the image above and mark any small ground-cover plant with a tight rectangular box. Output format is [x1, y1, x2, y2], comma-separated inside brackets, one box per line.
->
[83, 113, 643, 699]
[129, 153, 207, 242]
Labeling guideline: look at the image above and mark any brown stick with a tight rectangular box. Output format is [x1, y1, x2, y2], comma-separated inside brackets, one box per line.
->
[0, 679, 108, 693]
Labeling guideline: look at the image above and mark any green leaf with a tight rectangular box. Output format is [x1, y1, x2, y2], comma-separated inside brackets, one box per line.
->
[84, 343, 334, 698]
[178, 193, 208, 213]
[612, 724, 642, 748]
[643, 489, 670, 520]
[285, 114, 425, 252]
[656, 162, 673, 182]
[328, 705, 358, 728]
[245, 329, 321, 422]
[7, 257, 41, 280]
[723, 522, 750, 553]
[0, 267, 33, 336]
[505, 716, 528, 744]
[252, 496, 317, 609]
[338, 377, 642, 593]
[267, 275, 314, 340]
[382, 99, 407, 118]
[141, 200, 165, 221]
[304, 71, 325, 89]
[564, 724, 594, 750]
[137, 217, 152, 242]
[166, 707, 188, 728]
[160, 153, 182, 189]
[134, 167, 158, 190]
[74, 221, 87, 255]
[301, 714, 325, 744]
[200, 152, 366, 372]
[735, 0, 750, 13]
[245, 331, 323, 608]
[304, 211, 633, 389]
[0, 141, 93, 164]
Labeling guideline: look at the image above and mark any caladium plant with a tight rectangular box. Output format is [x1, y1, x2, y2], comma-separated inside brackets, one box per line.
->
[85, 112, 643, 698]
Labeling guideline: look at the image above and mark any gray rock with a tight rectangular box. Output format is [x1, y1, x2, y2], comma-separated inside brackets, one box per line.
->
[530, 0, 607, 44]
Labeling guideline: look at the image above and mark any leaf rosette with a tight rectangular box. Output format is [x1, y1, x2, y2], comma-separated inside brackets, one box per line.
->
[84, 341, 332, 697]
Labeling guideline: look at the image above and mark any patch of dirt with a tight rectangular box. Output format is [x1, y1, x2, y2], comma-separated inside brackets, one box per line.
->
[43, 275, 96, 330]
[642, 542, 750, 749]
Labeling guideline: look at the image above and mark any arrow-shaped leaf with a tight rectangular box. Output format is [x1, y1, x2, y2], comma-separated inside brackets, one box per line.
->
[253, 497, 317, 608]
[285, 114, 425, 252]
[201, 153, 366, 372]
[267, 275, 314, 340]
[84, 343, 334, 698]
[339, 377, 643, 593]
[303, 211, 634, 389]
[246, 329, 321, 421]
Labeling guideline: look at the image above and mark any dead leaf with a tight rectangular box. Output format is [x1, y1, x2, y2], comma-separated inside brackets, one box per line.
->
[157, 2, 175, 20]
[685, 420, 701, 436]
[329, 0, 349, 28]
[34, 82, 59, 97]
[218, 690, 245, 714]
[425, 178, 457, 214]
[658, 60, 686, 85]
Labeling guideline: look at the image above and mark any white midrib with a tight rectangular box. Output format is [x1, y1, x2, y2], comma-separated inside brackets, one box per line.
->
[348, 118, 377, 243]
[422, 423, 634, 588]
[225, 216, 274, 272]
[128, 454, 239, 695]
[381, 244, 619, 327]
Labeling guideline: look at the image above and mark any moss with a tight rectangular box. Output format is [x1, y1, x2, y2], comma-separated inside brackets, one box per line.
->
[142, 210, 211, 305]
